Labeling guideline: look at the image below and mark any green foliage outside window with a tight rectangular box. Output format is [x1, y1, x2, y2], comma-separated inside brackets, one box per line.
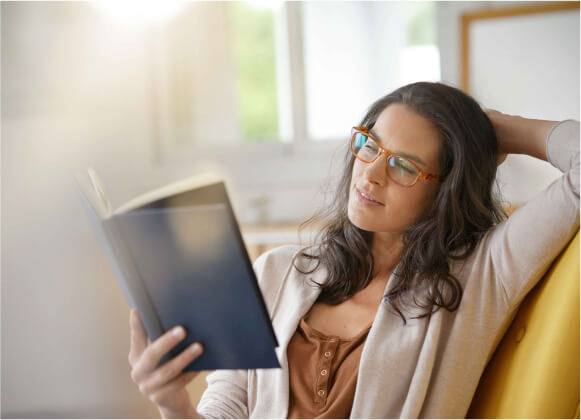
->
[229, 2, 279, 142]
[407, 2, 436, 46]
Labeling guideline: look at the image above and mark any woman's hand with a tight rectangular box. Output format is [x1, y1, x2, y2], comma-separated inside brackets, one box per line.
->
[128, 308, 204, 419]
[484, 107, 559, 165]
[484, 108, 508, 166]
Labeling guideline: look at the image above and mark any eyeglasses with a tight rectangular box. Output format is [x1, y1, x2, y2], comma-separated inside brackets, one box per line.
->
[350, 126, 446, 187]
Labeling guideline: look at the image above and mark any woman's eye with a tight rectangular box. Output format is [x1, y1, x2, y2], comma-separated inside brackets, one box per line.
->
[398, 161, 417, 174]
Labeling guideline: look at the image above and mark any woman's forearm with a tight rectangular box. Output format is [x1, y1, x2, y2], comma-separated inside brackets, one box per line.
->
[486, 110, 559, 162]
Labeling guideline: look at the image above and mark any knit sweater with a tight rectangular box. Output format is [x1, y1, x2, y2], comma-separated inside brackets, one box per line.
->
[197, 119, 580, 419]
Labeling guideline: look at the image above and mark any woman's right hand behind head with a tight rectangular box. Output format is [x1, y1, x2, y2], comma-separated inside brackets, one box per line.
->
[128, 308, 204, 418]
[484, 108, 509, 166]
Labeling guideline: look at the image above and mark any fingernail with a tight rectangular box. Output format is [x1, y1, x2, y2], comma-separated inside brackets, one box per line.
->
[173, 327, 183, 337]
[191, 343, 202, 354]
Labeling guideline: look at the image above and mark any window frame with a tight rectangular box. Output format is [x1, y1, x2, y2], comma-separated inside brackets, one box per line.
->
[150, 2, 345, 170]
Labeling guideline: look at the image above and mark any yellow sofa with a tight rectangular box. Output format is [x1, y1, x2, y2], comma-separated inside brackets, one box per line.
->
[467, 230, 580, 419]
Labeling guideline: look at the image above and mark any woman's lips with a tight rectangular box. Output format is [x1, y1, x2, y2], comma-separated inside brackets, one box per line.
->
[355, 187, 384, 206]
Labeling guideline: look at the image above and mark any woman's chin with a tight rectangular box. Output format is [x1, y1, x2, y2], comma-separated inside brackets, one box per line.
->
[347, 210, 376, 232]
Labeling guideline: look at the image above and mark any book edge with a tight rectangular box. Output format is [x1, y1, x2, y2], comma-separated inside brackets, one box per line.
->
[114, 172, 223, 215]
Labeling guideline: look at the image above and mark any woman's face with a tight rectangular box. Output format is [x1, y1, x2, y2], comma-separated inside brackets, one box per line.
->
[348, 103, 444, 234]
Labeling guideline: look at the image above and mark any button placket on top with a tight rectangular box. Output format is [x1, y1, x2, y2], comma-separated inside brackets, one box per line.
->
[314, 338, 338, 405]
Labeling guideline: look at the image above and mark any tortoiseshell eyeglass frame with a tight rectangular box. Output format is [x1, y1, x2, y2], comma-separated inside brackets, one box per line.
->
[350, 126, 446, 187]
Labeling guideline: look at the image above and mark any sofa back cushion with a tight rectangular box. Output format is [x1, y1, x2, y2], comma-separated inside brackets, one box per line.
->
[467, 231, 580, 419]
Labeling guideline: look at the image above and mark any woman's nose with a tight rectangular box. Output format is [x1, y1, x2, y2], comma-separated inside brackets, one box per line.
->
[364, 154, 389, 185]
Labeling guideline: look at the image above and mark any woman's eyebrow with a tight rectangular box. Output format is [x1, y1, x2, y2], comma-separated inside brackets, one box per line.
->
[369, 128, 426, 166]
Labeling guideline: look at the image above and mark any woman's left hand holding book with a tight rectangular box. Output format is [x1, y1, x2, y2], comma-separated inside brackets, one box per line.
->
[128, 308, 206, 419]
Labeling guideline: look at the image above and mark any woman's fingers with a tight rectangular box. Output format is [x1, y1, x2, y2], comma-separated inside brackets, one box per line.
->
[127, 311, 204, 415]
[148, 371, 199, 405]
[138, 342, 204, 396]
[128, 309, 148, 366]
[131, 324, 188, 383]
[485, 108, 510, 166]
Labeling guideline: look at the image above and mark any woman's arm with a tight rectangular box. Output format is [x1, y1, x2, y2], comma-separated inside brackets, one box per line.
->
[196, 369, 249, 419]
[482, 112, 579, 310]
[485, 109, 559, 162]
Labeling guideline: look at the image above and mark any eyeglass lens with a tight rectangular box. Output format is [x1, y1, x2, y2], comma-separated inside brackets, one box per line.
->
[352, 132, 419, 186]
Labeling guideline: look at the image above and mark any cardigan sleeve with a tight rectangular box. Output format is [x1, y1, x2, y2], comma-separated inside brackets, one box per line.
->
[196, 251, 274, 419]
[487, 119, 580, 310]
[196, 368, 248, 419]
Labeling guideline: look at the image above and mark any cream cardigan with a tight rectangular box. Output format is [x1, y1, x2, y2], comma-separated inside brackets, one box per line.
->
[197, 119, 580, 419]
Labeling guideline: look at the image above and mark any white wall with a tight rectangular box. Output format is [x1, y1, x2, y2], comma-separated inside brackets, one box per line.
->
[2, 1, 578, 417]
[2, 2, 160, 417]
[469, 6, 579, 203]
[436, 1, 580, 206]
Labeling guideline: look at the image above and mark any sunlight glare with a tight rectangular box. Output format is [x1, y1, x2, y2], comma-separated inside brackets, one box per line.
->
[94, 0, 188, 26]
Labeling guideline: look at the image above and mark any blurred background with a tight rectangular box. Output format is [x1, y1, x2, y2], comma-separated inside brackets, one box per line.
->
[1, 1, 579, 417]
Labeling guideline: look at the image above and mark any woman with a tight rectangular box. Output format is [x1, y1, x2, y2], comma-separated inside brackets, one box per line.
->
[128, 81, 580, 418]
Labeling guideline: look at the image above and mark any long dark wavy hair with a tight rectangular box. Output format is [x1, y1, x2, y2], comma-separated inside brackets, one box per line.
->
[295, 81, 509, 325]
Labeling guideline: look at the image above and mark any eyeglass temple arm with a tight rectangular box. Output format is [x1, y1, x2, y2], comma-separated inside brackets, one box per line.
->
[422, 173, 446, 182]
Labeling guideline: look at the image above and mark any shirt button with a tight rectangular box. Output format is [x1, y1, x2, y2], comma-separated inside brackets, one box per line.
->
[324, 351, 332, 357]
[320, 369, 328, 376]
[317, 389, 326, 397]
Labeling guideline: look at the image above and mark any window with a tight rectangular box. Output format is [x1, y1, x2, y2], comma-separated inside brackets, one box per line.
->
[153, 1, 283, 149]
[151, 1, 440, 159]
[231, 2, 279, 142]
[301, 1, 440, 141]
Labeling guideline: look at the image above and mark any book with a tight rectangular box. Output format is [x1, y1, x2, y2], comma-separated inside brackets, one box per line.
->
[75, 168, 281, 371]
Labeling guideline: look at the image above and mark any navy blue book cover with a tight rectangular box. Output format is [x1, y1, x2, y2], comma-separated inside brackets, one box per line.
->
[108, 181, 280, 371]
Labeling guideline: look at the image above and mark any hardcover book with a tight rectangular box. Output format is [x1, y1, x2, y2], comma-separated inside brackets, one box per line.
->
[75, 168, 280, 371]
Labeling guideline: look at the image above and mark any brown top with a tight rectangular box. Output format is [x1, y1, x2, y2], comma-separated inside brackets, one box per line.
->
[286, 307, 373, 419]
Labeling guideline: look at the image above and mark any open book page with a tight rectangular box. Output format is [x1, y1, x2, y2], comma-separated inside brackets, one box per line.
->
[114, 172, 223, 215]
[74, 167, 113, 220]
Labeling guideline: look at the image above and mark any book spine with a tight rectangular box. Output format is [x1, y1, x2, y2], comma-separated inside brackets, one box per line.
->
[104, 216, 176, 366]
[76, 172, 176, 368]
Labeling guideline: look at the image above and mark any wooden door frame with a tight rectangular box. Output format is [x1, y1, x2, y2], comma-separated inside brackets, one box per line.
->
[460, 1, 580, 93]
